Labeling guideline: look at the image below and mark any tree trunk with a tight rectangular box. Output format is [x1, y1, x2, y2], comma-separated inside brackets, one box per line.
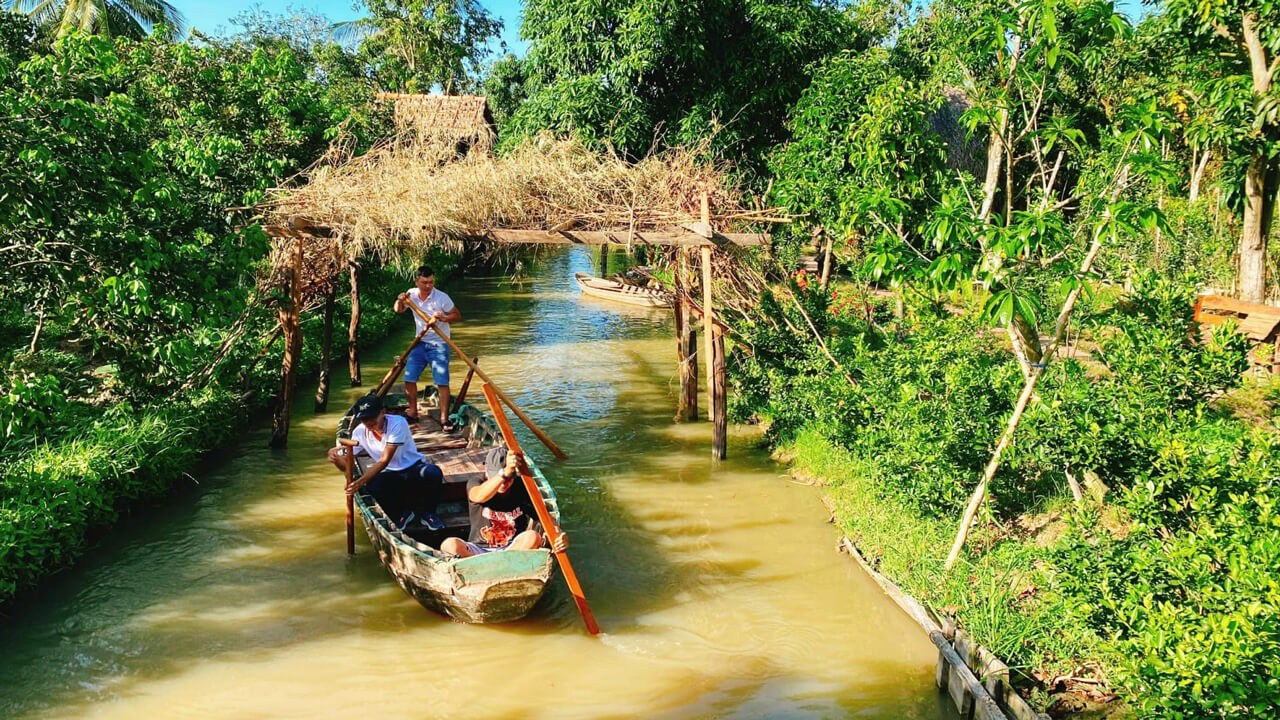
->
[347, 260, 362, 386]
[978, 118, 1005, 222]
[315, 287, 335, 413]
[270, 239, 304, 448]
[1239, 154, 1271, 302]
[1189, 149, 1211, 203]
[818, 229, 834, 289]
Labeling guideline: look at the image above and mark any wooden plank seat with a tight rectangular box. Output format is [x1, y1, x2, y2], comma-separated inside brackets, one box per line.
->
[1194, 294, 1280, 342]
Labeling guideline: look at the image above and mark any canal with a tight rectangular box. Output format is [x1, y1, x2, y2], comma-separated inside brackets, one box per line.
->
[0, 248, 952, 719]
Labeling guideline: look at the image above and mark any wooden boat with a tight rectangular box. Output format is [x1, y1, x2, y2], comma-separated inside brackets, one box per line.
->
[575, 271, 672, 308]
[337, 391, 559, 623]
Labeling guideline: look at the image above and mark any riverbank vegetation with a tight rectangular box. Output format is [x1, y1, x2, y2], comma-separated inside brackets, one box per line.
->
[1, 0, 1278, 716]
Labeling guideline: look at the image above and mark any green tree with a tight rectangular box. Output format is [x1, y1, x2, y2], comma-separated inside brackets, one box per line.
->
[335, 0, 502, 93]
[508, 0, 867, 165]
[1161, 0, 1279, 302]
[6, 0, 183, 41]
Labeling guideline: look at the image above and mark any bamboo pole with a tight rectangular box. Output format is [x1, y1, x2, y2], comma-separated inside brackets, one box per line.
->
[700, 192, 726, 459]
[374, 322, 434, 399]
[270, 238, 304, 448]
[944, 166, 1130, 572]
[402, 301, 568, 460]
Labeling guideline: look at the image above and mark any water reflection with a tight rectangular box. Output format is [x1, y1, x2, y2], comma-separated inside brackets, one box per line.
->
[0, 248, 953, 719]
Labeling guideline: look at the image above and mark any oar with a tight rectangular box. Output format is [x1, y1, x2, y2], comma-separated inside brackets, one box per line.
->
[344, 444, 356, 555]
[403, 302, 568, 460]
[481, 383, 599, 636]
[450, 357, 479, 416]
[374, 320, 435, 399]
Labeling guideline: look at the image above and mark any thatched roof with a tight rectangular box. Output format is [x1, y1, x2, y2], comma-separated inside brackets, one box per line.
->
[377, 93, 496, 153]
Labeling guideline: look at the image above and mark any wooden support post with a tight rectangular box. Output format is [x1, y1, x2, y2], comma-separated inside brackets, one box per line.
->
[315, 286, 336, 413]
[674, 248, 698, 421]
[270, 238, 304, 448]
[599, 243, 610, 277]
[348, 259, 362, 387]
[700, 192, 727, 459]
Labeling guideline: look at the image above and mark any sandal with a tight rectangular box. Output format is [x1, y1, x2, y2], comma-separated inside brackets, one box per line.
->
[403, 412, 421, 425]
[441, 422, 458, 433]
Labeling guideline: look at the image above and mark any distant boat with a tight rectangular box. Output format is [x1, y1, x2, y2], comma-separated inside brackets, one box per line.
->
[338, 392, 558, 623]
[575, 271, 672, 308]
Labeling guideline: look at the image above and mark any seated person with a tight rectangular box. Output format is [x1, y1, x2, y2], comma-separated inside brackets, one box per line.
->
[441, 446, 566, 557]
[329, 393, 445, 530]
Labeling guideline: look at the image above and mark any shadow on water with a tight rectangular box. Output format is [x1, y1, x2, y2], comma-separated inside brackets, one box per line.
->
[0, 248, 954, 720]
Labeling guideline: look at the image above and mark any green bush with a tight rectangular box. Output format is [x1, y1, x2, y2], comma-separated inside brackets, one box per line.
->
[0, 387, 241, 601]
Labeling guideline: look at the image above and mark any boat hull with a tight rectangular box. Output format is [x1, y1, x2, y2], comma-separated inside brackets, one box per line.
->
[341, 395, 559, 623]
[575, 271, 671, 308]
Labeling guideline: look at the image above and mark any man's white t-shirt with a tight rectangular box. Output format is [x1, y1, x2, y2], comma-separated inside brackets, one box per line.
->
[351, 414, 425, 472]
[406, 287, 454, 345]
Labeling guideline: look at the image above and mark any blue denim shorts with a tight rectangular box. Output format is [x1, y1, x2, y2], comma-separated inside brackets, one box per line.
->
[405, 341, 450, 385]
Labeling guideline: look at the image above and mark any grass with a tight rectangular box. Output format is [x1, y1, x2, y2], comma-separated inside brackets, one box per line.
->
[781, 425, 1114, 705]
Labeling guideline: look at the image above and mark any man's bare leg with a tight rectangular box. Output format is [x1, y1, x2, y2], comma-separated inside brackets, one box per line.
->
[438, 384, 451, 426]
[327, 446, 352, 473]
[509, 530, 544, 550]
[404, 380, 419, 420]
[441, 537, 475, 557]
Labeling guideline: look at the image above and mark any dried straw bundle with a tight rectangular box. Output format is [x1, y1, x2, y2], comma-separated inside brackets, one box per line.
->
[262, 135, 760, 264]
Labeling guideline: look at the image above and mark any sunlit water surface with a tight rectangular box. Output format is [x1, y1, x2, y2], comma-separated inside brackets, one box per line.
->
[0, 249, 953, 719]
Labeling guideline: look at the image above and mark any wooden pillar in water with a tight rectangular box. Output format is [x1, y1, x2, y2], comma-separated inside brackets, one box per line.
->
[599, 243, 610, 277]
[270, 238, 304, 448]
[674, 248, 698, 421]
[314, 285, 335, 413]
[700, 194, 727, 459]
[347, 258, 362, 387]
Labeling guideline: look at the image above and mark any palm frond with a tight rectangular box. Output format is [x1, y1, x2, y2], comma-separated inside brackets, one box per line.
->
[331, 17, 379, 44]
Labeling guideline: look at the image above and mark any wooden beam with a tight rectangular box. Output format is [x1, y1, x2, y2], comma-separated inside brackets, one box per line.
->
[264, 225, 767, 247]
[674, 248, 698, 422]
[485, 229, 766, 247]
[348, 259, 362, 386]
[315, 286, 335, 413]
[270, 238, 304, 448]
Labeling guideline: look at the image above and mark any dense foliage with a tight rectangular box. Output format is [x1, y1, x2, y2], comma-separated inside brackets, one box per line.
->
[502, 0, 881, 166]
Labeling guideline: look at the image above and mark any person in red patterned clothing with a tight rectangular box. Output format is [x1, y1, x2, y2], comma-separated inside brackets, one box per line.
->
[440, 446, 566, 557]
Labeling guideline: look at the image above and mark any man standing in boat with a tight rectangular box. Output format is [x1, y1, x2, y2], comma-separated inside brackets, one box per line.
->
[395, 265, 462, 431]
[441, 447, 566, 557]
[329, 393, 445, 530]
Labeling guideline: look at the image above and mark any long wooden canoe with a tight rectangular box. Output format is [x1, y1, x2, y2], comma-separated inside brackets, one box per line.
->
[575, 271, 672, 308]
[338, 391, 559, 623]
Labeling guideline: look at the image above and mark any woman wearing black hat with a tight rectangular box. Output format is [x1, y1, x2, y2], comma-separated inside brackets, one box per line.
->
[329, 393, 445, 529]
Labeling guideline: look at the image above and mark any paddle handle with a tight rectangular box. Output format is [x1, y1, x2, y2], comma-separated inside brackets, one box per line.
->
[374, 321, 434, 398]
[344, 445, 356, 555]
[481, 383, 599, 635]
[403, 302, 568, 459]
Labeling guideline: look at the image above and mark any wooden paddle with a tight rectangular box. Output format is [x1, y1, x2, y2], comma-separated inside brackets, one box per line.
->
[373, 320, 435, 399]
[402, 301, 568, 460]
[449, 357, 478, 416]
[344, 445, 356, 555]
[481, 383, 600, 635]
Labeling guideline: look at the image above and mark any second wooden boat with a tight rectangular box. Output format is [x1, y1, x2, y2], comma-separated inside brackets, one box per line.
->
[575, 271, 672, 308]
[338, 391, 559, 623]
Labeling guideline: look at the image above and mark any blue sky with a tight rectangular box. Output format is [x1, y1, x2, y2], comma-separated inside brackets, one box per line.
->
[176, 1, 529, 56]
[175, 0, 1146, 62]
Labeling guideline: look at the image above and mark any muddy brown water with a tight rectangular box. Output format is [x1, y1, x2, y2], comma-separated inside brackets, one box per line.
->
[0, 249, 953, 719]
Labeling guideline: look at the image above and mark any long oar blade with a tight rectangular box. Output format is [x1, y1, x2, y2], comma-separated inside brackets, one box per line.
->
[481, 383, 599, 635]
[402, 301, 567, 459]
